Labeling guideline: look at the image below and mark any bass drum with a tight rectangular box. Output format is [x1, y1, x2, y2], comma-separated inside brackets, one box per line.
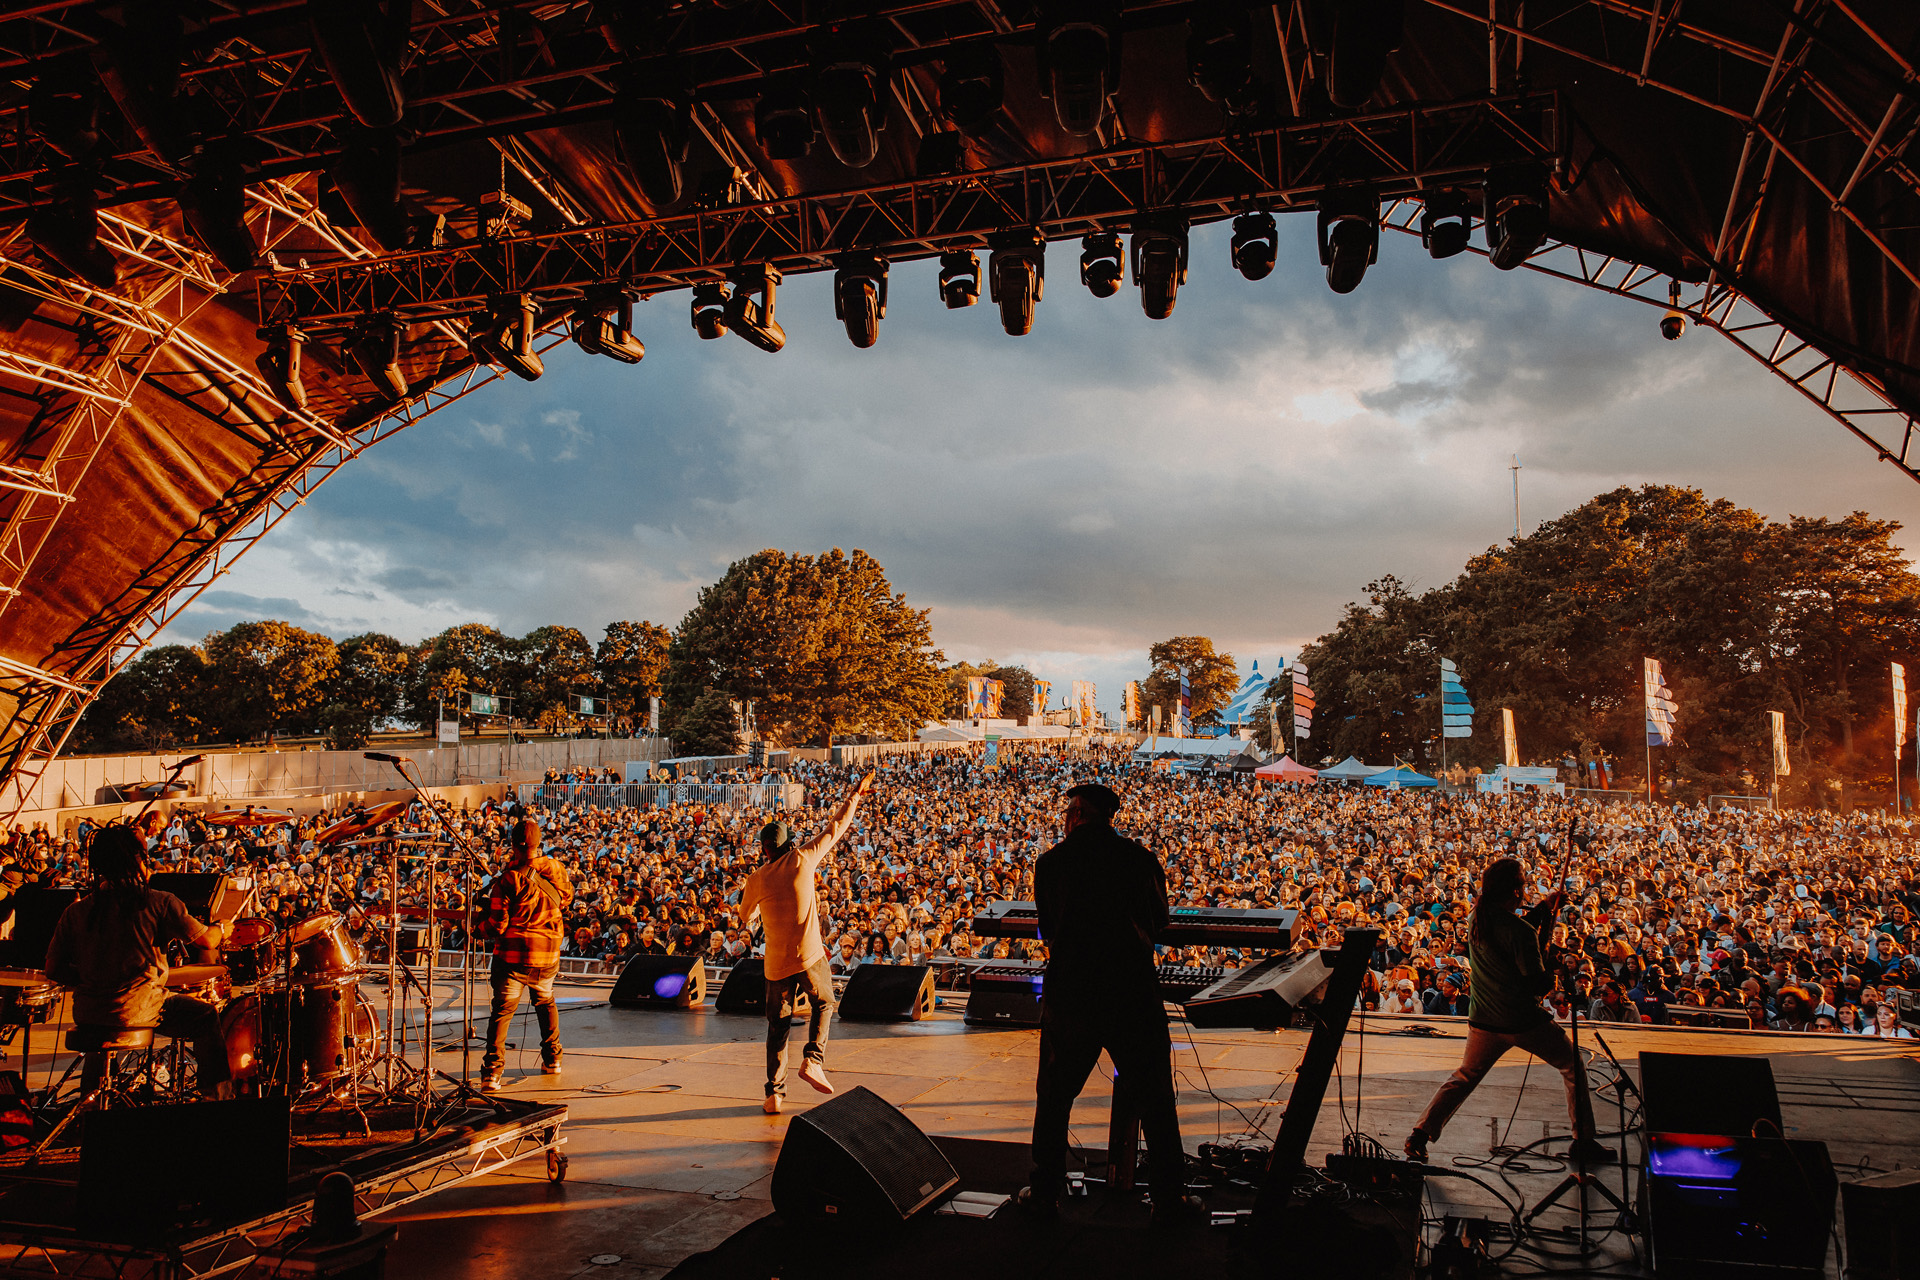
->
[222, 981, 378, 1092]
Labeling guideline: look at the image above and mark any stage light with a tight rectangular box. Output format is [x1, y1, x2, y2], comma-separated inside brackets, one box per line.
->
[1419, 191, 1473, 259]
[470, 293, 544, 381]
[755, 79, 814, 160]
[724, 264, 786, 353]
[916, 130, 967, 177]
[351, 313, 408, 401]
[613, 83, 691, 209]
[938, 249, 980, 309]
[1230, 211, 1277, 280]
[1038, 3, 1119, 137]
[988, 228, 1046, 336]
[1131, 217, 1188, 319]
[939, 45, 1004, 135]
[28, 59, 102, 161]
[1079, 232, 1123, 299]
[177, 149, 257, 273]
[308, 0, 405, 130]
[1186, 7, 1251, 107]
[691, 283, 730, 339]
[329, 131, 408, 251]
[255, 325, 309, 411]
[1484, 167, 1550, 270]
[833, 253, 888, 348]
[814, 51, 886, 168]
[26, 178, 117, 290]
[1317, 189, 1378, 294]
[1327, 0, 1405, 110]
[572, 291, 646, 365]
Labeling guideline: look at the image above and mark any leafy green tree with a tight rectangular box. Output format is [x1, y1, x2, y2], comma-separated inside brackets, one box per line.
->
[75, 645, 214, 751]
[316, 632, 413, 748]
[667, 548, 946, 746]
[514, 625, 597, 726]
[1139, 636, 1238, 728]
[674, 689, 741, 757]
[597, 620, 672, 726]
[411, 624, 514, 727]
[202, 621, 339, 742]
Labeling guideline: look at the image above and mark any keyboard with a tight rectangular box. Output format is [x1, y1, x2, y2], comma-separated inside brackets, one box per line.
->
[1183, 950, 1335, 1028]
[1155, 964, 1227, 1002]
[971, 901, 1295, 949]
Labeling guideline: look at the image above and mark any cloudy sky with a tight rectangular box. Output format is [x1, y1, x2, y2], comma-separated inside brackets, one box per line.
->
[162, 215, 1918, 718]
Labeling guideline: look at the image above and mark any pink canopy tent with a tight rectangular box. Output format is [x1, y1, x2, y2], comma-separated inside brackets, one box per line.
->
[1253, 756, 1319, 782]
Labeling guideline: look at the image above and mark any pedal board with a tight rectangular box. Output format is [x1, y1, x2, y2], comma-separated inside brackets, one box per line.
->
[1324, 1151, 1428, 1197]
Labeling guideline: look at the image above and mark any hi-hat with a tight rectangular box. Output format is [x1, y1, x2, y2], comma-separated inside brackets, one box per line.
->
[204, 808, 295, 828]
[316, 799, 410, 844]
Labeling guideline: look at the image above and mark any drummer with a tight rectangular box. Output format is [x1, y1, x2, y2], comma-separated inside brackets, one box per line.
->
[45, 825, 234, 1099]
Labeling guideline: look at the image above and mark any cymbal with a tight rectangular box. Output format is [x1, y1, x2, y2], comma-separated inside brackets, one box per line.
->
[284, 913, 343, 945]
[204, 808, 294, 828]
[315, 799, 410, 845]
[166, 964, 229, 988]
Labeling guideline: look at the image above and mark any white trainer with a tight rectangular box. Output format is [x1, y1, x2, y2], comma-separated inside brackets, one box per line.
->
[799, 1059, 834, 1095]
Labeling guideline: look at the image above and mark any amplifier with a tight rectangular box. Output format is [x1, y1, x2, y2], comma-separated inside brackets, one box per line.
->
[964, 961, 1045, 1027]
[1842, 1167, 1920, 1280]
[1644, 1133, 1835, 1280]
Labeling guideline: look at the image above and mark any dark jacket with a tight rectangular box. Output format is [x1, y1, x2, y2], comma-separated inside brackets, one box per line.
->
[1034, 821, 1168, 1002]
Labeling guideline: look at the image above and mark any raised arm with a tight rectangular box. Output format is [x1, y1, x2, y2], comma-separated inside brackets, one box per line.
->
[798, 773, 875, 868]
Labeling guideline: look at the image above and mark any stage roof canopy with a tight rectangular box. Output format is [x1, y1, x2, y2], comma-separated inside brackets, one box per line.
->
[0, 0, 1915, 806]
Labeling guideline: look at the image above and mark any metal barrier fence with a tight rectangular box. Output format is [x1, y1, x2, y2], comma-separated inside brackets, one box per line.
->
[517, 781, 806, 811]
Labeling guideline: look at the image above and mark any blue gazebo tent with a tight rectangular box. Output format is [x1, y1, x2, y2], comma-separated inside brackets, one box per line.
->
[1363, 766, 1439, 788]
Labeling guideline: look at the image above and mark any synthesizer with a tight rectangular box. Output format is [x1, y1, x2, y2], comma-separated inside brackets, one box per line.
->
[970, 901, 1295, 950]
[961, 961, 1235, 1026]
[1182, 949, 1335, 1028]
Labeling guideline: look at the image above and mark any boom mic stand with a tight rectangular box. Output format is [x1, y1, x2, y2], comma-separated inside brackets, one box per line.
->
[1588, 1028, 1642, 1235]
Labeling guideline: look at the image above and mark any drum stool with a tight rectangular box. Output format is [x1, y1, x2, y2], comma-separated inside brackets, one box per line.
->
[30, 1025, 157, 1159]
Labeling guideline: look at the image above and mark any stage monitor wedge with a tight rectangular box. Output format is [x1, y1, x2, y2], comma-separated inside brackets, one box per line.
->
[838, 963, 935, 1022]
[611, 954, 707, 1010]
[1639, 1051, 1781, 1137]
[715, 956, 809, 1021]
[770, 1085, 957, 1226]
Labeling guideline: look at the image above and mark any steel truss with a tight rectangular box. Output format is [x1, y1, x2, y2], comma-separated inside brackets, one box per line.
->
[258, 91, 1563, 331]
[0, 1104, 566, 1280]
[1380, 200, 1920, 486]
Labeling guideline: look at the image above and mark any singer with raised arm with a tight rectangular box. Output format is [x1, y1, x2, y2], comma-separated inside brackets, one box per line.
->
[740, 772, 874, 1114]
[1405, 857, 1610, 1166]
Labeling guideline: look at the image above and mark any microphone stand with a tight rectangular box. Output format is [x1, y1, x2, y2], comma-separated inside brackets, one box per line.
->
[364, 754, 488, 1134]
[1588, 1028, 1642, 1234]
[130, 754, 205, 825]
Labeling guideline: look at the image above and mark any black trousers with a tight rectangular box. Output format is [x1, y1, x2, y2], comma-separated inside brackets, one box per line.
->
[1030, 989, 1184, 1202]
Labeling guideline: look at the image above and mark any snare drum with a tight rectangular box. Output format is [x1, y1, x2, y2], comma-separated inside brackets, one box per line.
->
[286, 914, 359, 984]
[224, 917, 278, 986]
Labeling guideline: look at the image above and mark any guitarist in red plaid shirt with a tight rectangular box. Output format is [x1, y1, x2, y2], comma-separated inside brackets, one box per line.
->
[480, 818, 573, 1090]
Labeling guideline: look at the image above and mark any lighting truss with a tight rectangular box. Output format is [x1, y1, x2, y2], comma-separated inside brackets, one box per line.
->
[260, 92, 1563, 332]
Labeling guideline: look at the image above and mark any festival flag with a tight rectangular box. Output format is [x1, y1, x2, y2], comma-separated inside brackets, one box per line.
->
[1643, 657, 1678, 746]
[1073, 681, 1097, 729]
[965, 676, 989, 718]
[1292, 661, 1314, 740]
[1123, 681, 1140, 726]
[984, 679, 1004, 718]
[1150, 705, 1162, 735]
[1178, 670, 1192, 736]
[1035, 679, 1052, 713]
[1769, 709, 1791, 777]
[1502, 708, 1519, 767]
[1268, 700, 1280, 751]
[1440, 658, 1474, 739]
[1895, 663, 1908, 757]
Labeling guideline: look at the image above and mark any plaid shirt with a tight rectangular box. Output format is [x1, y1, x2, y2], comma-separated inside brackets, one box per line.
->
[484, 855, 571, 972]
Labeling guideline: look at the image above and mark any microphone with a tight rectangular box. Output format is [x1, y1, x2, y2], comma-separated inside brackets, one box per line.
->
[364, 752, 409, 766]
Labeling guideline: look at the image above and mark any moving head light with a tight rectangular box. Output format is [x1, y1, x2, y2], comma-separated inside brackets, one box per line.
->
[469, 293, 544, 381]
[1038, 1, 1119, 137]
[938, 249, 981, 309]
[351, 312, 408, 401]
[1079, 232, 1124, 299]
[988, 228, 1046, 336]
[724, 264, 786, 353]
[1230, 211, 1277, 281]
[1317, 188, 1379, 294]
[833, 253, 888, 348]
[1131, 216, 1188, 319]
[1484, 166, 1550, 271]
[573, 290, 646, 364]
[1419, 191, 1473, 260]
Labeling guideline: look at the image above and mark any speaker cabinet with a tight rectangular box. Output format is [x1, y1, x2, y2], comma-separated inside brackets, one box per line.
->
[1644, 1133, 1835, 1280]
[964, 968, 1044, 1026]
[1639, 1051, 1781, 1137]
[838, 963, 935, 1022]
[81, 1097, 291, 1243]
[610, 954, 707, 1010]
[1843, 1167, 1920, 1280]
[714, 956, 808, 1020]
[770, 1085, 958, 1226]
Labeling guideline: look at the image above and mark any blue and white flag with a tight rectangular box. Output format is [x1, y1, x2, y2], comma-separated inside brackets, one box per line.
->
[1644, 657, 1678, 746]
[1440, 658, 1474, 739]
[1034, 679, 1052, 712]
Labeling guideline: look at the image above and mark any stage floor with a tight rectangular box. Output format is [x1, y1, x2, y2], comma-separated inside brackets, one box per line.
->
[355, 982, 1920, 1280]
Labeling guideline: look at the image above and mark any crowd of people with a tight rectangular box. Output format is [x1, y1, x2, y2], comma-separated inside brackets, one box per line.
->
[9, 743, 1917, 1038]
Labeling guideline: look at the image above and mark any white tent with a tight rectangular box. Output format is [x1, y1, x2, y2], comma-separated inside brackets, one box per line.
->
[1132, 735, 1251, 758]
[1317, 756, 1384, 782]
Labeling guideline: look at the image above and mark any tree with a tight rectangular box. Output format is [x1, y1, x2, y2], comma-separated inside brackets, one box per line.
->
[674, 689, 741, 757]
[411, 624, 514, 727]
[667, 548, 947, 746]
[514, 625, 597, 727]
[598, 620, 672, 726]
[317, 632, 413, 748]
[75, 645, 214, 751]
[202, 621, 339, 742]
[1139, 636, 1238, 728]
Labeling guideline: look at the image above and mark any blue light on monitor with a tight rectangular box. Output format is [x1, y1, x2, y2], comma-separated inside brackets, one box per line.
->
[653, 973, 688, 999]
[1648, 1136, 1742, 1181]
